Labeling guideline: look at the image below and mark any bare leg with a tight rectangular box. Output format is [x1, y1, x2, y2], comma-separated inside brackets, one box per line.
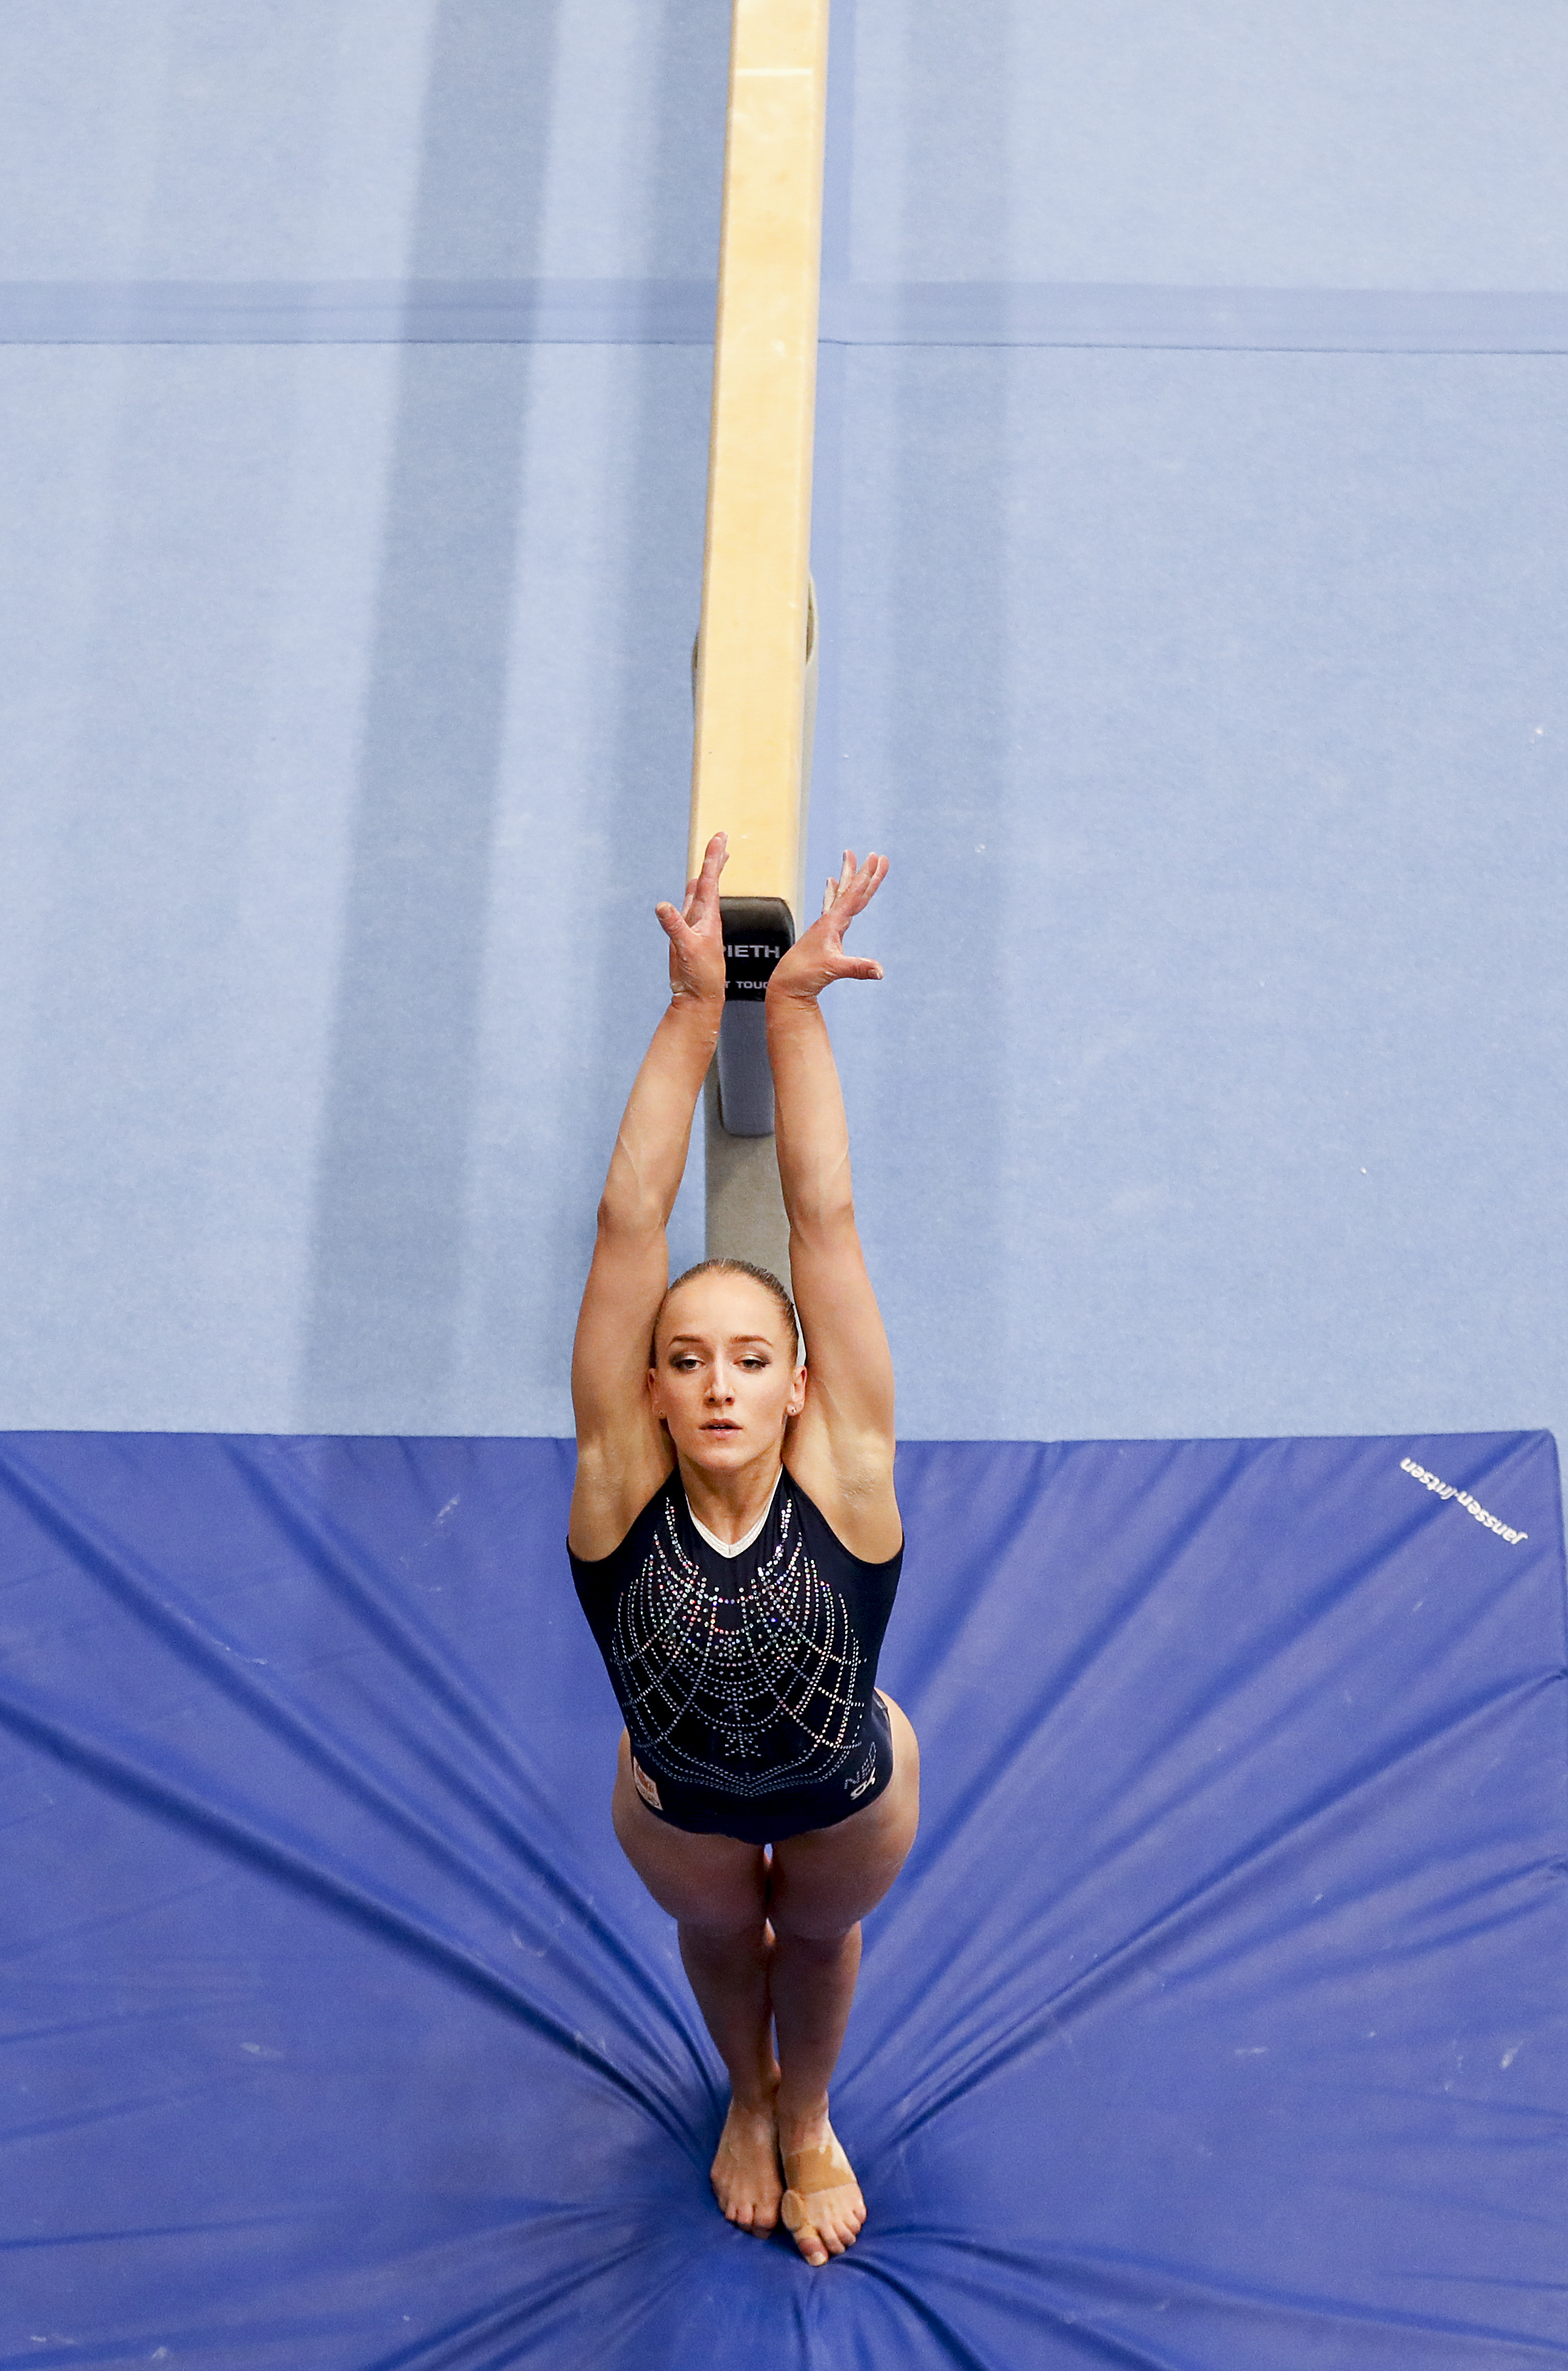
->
[677, 1913, 783, 2225]
[679, 1913, 777, 2101]
[610, 1704, 920, 2255]
[771, 1924, 861, 2121]
[769, 1925, 866, 2263]
[610, 1736, 782, 2231]
[767, 1696, 920, 2265]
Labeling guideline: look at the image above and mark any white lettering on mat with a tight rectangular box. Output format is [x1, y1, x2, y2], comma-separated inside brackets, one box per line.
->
[1400, 1457, 1527, 1544]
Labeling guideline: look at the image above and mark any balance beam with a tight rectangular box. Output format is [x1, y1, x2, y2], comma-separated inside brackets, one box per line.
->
[691, 0, 829, 1280]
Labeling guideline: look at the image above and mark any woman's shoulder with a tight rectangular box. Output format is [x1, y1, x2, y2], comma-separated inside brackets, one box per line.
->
[784, 1462, 903, 1570]
[567, 1459, 676, 1568]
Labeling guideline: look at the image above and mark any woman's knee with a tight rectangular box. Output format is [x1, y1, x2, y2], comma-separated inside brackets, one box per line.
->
[768, 1910, 858, 1957]
[678, 1912, 771, 1971]
[630, 1853, 766, 1930]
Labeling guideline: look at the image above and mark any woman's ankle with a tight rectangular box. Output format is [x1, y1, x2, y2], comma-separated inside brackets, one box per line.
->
[728, 2063, 781, 2117]
[776, 2091, 831, 2149]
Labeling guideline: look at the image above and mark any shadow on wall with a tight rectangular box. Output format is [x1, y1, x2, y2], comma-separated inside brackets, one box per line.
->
[815, 0, 1014, 1423]
[300, 0, 729, 1434]
[299, 3, 563, 1430]
[884, 13, 1012, 1383]
[451, 1, 729, 1428]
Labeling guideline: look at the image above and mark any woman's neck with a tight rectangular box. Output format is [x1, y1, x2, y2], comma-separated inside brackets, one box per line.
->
[677, 1453, 785, 1547]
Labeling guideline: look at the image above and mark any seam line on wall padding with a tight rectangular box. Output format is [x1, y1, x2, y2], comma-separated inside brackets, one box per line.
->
[0, 281, 1565, 352]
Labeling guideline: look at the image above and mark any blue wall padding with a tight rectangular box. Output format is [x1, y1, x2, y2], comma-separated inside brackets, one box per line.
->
[2, 1428, 1563, 2367]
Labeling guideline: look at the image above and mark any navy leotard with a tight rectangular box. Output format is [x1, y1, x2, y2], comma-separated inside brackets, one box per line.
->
[570, 1467, 902, 1845]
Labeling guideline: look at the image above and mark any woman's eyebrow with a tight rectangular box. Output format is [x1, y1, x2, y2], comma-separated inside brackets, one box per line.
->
[664, 1330, 772, 1348]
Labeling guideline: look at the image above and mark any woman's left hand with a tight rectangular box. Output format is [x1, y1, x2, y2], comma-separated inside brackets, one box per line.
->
[768, 850, 888, 1003]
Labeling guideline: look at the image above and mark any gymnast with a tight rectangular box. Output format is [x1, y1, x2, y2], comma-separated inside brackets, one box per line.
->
[568, 832, 918, 2267]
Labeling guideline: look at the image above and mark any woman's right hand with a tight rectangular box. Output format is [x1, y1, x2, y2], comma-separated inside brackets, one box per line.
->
[655, 832, 729, 1006]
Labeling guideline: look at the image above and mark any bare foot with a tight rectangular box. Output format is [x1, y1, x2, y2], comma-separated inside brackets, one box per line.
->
[779, 2118, 866, 2266]
[710, 2091, 783, 2233]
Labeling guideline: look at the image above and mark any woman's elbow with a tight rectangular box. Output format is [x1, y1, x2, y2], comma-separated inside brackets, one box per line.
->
[596, 1190, 664, 1245]
[785, 1194, 858, 1248]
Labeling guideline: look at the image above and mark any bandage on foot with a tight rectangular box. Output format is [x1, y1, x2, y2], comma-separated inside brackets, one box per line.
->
[779, 2128, 864, 2264]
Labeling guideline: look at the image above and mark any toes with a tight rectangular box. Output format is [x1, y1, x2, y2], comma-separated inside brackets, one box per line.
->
[782, 2179, 864, 2263]
[818, 2196, 864, 2252]
[782, 2194, 824, 2264]
[715, 2177, 783, 2235]
[787, 2214, 838, 2266]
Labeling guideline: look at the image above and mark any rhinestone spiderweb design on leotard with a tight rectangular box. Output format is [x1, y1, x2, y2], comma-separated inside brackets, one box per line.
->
[610, 1487, 865, 1799]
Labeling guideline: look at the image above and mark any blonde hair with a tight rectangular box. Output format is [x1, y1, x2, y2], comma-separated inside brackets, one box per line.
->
[652, 1259, 800, 1366]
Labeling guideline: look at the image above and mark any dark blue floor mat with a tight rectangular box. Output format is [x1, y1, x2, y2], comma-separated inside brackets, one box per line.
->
[2, 1429, 1563, 2367]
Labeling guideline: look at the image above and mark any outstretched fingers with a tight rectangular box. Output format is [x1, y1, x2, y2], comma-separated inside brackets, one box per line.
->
[816, 851, 888, 979]
[664, 832, 728, 929]
[688, 831, 729, 922]
[823, 849, 888, 924]
[769, 845, 889, 999]
[657, 832, 729, 999]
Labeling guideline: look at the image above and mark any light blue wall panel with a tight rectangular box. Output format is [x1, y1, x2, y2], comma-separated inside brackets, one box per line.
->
[0, 0, 727, 1433]
[841, 0, 1568, 288]
[810, 347, 1568, 1442]
[0, 341, 710, 1430]
[0, 0, 728, 280]
[1, 1, 1564, 1442]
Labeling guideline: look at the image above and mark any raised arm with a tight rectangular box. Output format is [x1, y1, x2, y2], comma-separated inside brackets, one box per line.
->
[766, 851, 901, 1560]
[568, 834, 729, 1556]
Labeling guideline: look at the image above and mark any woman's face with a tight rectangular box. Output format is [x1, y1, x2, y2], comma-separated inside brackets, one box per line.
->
[648, 1272, 804, 1474]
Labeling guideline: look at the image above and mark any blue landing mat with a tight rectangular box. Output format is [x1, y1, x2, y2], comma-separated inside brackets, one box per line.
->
[1, 1431, 1564, 2368]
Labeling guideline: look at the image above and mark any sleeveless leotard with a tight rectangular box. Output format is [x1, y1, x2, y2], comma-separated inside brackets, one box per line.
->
[570, 1467, 902, 1844]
